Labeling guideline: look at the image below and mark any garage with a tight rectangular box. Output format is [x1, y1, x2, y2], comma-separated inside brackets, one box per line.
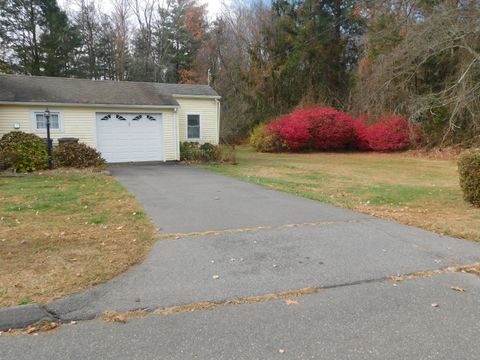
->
[0, 75, 221, 162]
[96, 112, 164, 163]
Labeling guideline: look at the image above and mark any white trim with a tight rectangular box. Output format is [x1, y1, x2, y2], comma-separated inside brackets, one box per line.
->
[174, 108, 180, 160]
[215, 99, 221, 144]
[31, 110, 64, 133]
[172, 94, 221, 100]
[186, 113, 201, 141]
[95, 110, 166, 115]
[0, 101, 179, 109]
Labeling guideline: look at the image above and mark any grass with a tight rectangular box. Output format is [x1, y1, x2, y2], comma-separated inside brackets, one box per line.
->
[0, 173, 156, 307]
[200, 147, 480, 242]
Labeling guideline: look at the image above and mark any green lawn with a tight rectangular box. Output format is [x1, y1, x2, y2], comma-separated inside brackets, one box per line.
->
[0, 173, 155, 307]
[200, 147, 480, 242]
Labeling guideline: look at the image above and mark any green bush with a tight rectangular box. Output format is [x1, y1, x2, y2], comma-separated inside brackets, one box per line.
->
[54, 142, 106, 168]
[199, 142, 218, 162]
[0, 151, 21, 171]
[458, 149, 480, 206]
[0, 131, 48, 172]
[180, 141, 202, 161]
[180, 142, 236, 164]
[249, 124, 286, 152]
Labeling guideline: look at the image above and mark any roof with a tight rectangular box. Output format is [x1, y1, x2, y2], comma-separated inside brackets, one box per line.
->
[0, 75, 220, 107]
[154, 83, 220, 97]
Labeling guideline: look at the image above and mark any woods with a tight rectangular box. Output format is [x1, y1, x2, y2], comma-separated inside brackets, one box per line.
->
[0, 0, 479, 147]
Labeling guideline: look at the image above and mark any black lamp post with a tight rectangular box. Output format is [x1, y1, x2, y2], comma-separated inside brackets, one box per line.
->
[44, 108, 53, 169]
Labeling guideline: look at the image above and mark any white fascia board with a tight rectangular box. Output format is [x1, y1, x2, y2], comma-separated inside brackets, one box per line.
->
[172, 94, 221, 100]
[0, 101, 179, 109]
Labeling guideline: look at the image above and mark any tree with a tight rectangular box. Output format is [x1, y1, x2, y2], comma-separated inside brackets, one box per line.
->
[75, 0, 101, 79]
[96, 13, 117, 80]
[112, 0, 130, 80]
[0, 0, 80, 76]
[351, 1, 480, 146]
[129, 0, 156, 81]
[163, 0, 207, 83]
[0, 0, 44, 74]
[40, 0, 81, 77]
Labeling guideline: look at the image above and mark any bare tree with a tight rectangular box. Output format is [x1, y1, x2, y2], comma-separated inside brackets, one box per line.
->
[112, 0, 130, 80]
[352, 1, 480, 146]
[75, 0, 100, 78]
[130, 0, 156, 81]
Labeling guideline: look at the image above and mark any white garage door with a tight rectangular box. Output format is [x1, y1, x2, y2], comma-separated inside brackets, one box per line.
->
[96, 113, 164, 163]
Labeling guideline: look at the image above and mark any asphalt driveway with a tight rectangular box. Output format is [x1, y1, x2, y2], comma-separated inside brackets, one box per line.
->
[111, 163, 370, 234]
[2, 164, 480, 359]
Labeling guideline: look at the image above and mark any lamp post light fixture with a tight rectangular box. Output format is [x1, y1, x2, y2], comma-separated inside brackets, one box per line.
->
[44, 108, 53, 169]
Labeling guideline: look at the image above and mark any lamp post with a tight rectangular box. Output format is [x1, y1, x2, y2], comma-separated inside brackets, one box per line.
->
[44, 108, 53, 169]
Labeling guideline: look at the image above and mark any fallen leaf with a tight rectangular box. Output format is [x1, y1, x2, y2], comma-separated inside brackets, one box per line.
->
[451, 286, 466, 292]
[113, 315, 126, 323]
[431, 303, 440, 308]
[285, 299, 298, 305]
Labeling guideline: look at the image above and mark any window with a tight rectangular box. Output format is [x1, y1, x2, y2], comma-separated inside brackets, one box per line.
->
[132, 115, 143, 121]
[34, 111, 61, 131]
[187, 114, 200, 139]
[146, 115, 156, 121]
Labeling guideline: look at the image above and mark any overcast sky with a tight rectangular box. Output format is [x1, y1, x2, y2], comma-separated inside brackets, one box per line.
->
[59, 0, 230, 20]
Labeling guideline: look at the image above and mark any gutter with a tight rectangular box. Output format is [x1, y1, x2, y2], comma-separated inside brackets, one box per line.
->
[172, 94, 221, 100]
[0, 101, 179, 109]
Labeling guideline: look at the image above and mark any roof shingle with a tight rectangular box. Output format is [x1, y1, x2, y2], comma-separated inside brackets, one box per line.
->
[0, 75, 220, 107]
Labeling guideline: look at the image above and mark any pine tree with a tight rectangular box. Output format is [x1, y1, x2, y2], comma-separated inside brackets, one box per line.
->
[0, 0, 44, 74]
[0, 0, 80, 76]
[40, 0, 81, 77]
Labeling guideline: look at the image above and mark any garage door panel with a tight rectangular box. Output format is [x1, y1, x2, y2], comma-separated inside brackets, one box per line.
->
[96, 113, 164, 163]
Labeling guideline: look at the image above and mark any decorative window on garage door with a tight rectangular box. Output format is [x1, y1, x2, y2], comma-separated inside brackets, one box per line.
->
[187, 114, 200, 139]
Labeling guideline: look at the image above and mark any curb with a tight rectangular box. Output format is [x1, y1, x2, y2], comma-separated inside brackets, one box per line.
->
[0, 305, 56, 331]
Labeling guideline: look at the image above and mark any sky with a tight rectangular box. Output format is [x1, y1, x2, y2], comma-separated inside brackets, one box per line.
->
[59, 0, 230, 20]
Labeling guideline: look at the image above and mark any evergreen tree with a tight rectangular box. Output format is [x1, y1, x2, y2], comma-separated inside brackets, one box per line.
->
[40, 0, 81, 77]
[0, 0, 44, 74]
[0, 0, 80, 76]
[163, 0, 207, 83]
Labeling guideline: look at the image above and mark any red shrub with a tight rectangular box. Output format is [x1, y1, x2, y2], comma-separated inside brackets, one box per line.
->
[307, 108, 356, 150]
[266, 114, 312, 151]
[365, 115, 412, 151]
[353, 116, 371, 151]
[266, 107, 356, 151]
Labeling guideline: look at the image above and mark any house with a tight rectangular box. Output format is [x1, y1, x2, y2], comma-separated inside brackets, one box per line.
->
[0, 74, 221, 163]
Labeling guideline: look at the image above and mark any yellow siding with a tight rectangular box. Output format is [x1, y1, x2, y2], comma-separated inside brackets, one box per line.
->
[162, 110, 177, 161]
[0, 105, 178, 161]
[176, 97, 219, 144]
